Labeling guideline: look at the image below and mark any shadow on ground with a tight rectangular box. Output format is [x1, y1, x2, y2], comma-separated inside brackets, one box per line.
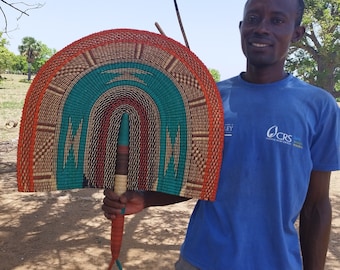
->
[0, 145, 194, 269]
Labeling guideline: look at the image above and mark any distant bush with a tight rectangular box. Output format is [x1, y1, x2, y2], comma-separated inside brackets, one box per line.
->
[19, 79, 32, 84]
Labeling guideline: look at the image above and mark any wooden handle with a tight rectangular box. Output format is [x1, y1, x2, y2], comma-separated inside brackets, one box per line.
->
[108, 113, 129, 270]
[109, 216, 125, 270]
[155, 22, 166, 36]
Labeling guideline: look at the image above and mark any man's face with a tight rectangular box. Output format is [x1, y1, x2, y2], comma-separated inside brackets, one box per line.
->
[239, 0, 303, 70]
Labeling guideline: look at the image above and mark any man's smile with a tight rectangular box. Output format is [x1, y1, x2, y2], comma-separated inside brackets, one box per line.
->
[251, 42, 270, 48]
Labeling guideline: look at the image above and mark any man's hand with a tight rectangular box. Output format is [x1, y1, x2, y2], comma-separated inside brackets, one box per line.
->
[102, 189, 189, 220]
[102, 190, 145, 220]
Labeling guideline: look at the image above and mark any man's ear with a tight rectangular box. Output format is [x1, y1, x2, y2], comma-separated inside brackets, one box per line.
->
[291, 25, 305, 43]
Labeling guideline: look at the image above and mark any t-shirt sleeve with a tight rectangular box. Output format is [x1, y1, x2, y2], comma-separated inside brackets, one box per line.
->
[311, 99, 340, 171]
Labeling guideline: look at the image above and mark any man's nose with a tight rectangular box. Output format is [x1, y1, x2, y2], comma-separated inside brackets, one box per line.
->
[254, 19, 271, 35]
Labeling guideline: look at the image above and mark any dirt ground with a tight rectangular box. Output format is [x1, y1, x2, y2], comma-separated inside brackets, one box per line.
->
[1, 137, 340, 269]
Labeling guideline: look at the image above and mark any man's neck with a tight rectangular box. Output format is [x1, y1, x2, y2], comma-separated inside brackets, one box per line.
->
[242, 65, 288, 84]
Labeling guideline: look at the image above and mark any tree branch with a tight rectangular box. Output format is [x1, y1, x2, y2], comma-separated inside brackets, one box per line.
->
[12, 1, 45, 20]
[1, 0, 29, 16]
[294, 41, 319, 60]
[0, 1, 44, 33]
[305, 24, 322, 50]
[0, 6, 8, 33]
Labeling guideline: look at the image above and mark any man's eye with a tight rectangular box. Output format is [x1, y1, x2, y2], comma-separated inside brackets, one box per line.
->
[272, 18, 284, 24]
[246, 15, 259, 24]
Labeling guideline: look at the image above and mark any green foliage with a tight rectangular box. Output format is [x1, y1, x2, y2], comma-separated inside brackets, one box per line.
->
[19, 37, 42, 80]
[12, 55, 28, 72]
[32, 43, 56, 73]
[17, 37, 57, 72]
[0, 33, 56, 77]
[18, 37, 42, 62]
[0, 46, 16, 73]
[0, 32, 8, 47]
[0, 32, 16, 73]
[285, 0, 340, 98]
[210, 69, 221, 82]
[13, 36, 56, 78]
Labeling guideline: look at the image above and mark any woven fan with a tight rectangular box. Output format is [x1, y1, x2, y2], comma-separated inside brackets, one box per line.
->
[17, 29, 224, 269]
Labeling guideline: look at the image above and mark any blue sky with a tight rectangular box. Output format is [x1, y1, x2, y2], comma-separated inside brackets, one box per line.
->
[2, 0, 247, 79]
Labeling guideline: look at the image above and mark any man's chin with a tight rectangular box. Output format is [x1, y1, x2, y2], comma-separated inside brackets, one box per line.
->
[247, 58, 278, 69]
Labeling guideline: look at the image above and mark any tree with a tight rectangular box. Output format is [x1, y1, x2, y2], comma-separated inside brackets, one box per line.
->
[0, 33, 55, 75]
[32, 43, 56, 73]
[210, 69, 221, 82]
[0, 32, 16, 74]
[285, 0, 339, 99]
[12, 54, 27, 73]
[18, 36, 42, 80]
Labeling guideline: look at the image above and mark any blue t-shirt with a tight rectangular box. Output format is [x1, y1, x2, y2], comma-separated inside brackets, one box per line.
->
[180, 74, 340, 270]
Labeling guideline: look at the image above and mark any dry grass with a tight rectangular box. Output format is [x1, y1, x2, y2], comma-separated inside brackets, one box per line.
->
[0, 74, 31, 142]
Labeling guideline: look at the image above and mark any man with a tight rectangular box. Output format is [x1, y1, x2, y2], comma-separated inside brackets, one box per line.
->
[102, 0, 340, 269]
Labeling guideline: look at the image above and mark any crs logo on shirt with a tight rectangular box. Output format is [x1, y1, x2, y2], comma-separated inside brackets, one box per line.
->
[266, 125, 292, 144]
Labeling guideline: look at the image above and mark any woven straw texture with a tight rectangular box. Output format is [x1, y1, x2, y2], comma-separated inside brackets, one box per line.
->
[17, 29, 224, 200]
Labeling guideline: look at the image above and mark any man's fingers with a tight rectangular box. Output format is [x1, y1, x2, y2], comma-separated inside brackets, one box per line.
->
[102, 203, 121, 218]
[103, 189, 120, 199]
[103, 189, 129, 204]
[103, 211, 116, 220]
[102, 196, 125, 210]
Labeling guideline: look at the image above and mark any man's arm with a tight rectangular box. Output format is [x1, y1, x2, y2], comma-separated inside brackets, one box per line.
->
[143, 191, 190, 207]
[299, 170, 332, 270]
[102, 189, 189, 220]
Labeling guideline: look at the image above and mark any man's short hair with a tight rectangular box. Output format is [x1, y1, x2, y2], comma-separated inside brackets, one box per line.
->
[244, 0, 305, 26]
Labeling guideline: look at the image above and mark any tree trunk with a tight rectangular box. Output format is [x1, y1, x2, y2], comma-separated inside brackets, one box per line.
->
[317, 58, 338, 98]
[27, 63, 32, 81]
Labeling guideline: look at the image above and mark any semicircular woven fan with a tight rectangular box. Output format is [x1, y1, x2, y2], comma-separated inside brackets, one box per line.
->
[17, 28, 224, 269]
